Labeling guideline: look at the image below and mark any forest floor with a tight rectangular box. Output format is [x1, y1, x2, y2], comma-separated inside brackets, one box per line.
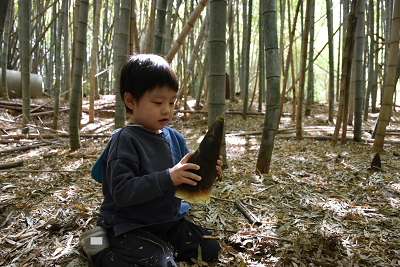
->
[0, 96, 399, 267]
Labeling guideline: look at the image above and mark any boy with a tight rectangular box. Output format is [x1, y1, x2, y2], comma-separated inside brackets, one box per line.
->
[84, 54, 222, 266]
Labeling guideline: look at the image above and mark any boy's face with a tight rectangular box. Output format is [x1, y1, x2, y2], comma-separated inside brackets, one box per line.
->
[125, 86, 177, 133]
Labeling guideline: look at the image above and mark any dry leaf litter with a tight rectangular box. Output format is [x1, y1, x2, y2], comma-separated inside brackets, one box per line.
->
[0, 97, 399, 267]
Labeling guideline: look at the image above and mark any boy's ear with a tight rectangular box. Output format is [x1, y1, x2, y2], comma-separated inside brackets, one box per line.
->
[124, 92, 136, 111]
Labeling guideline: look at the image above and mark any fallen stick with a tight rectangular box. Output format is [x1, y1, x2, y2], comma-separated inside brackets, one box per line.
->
[0, 133, 112, 139]
[0, 134, 63, 139]
[14, 94, 68, 119]
[275, 135, 400, 144]
[174, 110, 290, 116]
[0, 161, 24, 170]
[227, 126, 373, 136]
[3, 169, 77, 173]
[0, 139, 35, 144]
[0, 104, 24, 111]
[234, 199, 262, 226]
[0, 118, 67, 134]
[0, 142, 46, 155]
[202, 227, 292, 243]
[203, 227, 237, 233]
[30, 108, 69, 117]
[0, 102, 47, 110]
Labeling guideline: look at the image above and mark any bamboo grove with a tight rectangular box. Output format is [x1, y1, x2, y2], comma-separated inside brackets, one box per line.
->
[0, 0, 399, 173]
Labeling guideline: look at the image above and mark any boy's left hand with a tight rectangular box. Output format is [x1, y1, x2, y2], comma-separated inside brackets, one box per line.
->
[216, 155, 223, 175]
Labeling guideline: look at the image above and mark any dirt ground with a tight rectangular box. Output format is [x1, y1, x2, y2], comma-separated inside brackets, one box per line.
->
[0, 97, 399, 266]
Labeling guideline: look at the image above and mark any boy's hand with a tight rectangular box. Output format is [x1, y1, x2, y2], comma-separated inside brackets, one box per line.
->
[170, 152, 201, 186]
[216, 155, 223, 175]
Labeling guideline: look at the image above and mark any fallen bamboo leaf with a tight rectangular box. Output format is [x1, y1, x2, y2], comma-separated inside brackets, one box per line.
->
[23, 207, 33, 227]
[347, 214, 360, 220]
[0, 211, 14, 227]
[74, 205, 87, 211]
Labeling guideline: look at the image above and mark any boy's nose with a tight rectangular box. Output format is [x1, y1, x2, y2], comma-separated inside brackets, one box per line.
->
[161, 104, 170, 114]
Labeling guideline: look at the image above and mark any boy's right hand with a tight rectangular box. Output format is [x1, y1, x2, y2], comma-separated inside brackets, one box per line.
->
[170, 152, 201, 186]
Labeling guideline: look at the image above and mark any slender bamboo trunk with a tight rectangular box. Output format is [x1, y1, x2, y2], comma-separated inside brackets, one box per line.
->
[196, 36, 209, 110]
[228, 0, 236, 102]
[240, 0, 248, 101]
[278, 0, 298, 126]
[340, 0, 358, 143]
[296, 0, 311, 139]
[372, 0, 400, 152]
[89, 0, 102, 123]
[363, 2, 369, 111]
[279, 0, 284, 79]
[258, 0, 265, 112]
[208, 0, 226, 165]
[236, 1, 241, 100]
[305, 0, 315, 116]
[18, 0, 30, 134]
[144, 0, 156, 53]
[354, 0, 365, 142]
[52, 0, 66, 130]
[48, 2, 56, 95]
[112, 0, 121, 95]
[241, 0, 250, 120]
[71, 0, 81, 90]
[0, 0, 10, 40]
[331, 0, 357, 145]
[336, 0, 344, 102]
[163, 0, 174, 54]
[326, 0, 334, 122]
[364, 0, 375, 120]
[256, 0, 280, 174]
[64, 0, 71, 100]
[290, 49, 296, 121]
[382, 0, 393, 98]
[372, 0, 380, 113]
[1, 1, 12, 99]
[349, 53, 356, 126]
[152, 0, 168, 54]
[129, 0, 134, 54]
[182, 0, 188, 118]
[131, 0, 140, 53]
[70, 0, 90, 150]
[115, 0, 131, 128]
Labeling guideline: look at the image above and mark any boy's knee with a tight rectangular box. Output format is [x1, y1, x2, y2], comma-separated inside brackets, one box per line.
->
[201, 238, 220, 262]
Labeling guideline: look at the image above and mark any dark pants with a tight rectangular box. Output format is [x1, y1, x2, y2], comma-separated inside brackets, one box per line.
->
[92, 218, 220, 266]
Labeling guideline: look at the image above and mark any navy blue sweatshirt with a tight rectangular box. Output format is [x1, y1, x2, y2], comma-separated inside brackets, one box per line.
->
[99, 125, 189, 236]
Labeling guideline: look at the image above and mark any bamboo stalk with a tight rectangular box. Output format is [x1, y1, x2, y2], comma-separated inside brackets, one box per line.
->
[165, 0, 209, 63]
[0, 161, 24, 170]
[0, 133, 112, 139]
[234, 199, 262, 226]
[0, 142, 45, 155]
[372, 0, 400, 152]
[31, 108, 69, 117]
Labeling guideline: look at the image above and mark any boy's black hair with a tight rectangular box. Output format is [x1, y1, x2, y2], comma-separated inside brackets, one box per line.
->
[119, 54, 179, 114]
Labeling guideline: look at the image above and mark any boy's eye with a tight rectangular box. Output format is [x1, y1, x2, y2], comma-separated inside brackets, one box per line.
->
[154, 102, 162, 105]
